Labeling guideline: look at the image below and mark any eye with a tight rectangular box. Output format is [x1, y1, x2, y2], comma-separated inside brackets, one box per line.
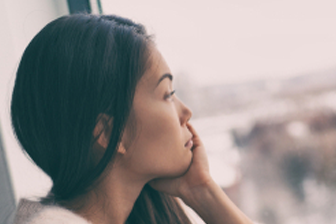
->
[164, 89, 176, 101]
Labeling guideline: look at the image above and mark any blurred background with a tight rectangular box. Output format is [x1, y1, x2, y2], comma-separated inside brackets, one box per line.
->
[1, 0, 336, 223]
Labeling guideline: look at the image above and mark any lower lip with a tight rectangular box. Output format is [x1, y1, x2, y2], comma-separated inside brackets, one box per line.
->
[185, 139, 193, 148]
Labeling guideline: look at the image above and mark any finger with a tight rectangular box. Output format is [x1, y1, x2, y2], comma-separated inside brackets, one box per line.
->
[186, 122, 199, 139]
[186, 122, 203, 146]
[186, 122, 198, 136]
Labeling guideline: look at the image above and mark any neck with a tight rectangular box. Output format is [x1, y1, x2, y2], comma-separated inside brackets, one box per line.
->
[72, 166, 149, 224]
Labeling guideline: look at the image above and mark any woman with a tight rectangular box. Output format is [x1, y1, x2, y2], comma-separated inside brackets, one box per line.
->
[11, 14, 256, 224]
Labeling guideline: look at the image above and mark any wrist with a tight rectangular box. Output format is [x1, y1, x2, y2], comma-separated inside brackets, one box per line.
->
[179, 179, 254, 224]
[179, 178, 218, 207]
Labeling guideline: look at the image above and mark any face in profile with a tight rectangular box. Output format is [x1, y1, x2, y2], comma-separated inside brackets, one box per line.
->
[117, 46, 194, 180]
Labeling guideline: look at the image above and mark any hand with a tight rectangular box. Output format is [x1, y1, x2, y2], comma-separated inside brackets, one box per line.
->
[150, 123, 254, 224]
[149, 122, 213, 199]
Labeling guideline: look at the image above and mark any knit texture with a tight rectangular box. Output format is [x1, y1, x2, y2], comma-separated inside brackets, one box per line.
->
[13, 199, 91, 224]
[13, 198, 262, 224]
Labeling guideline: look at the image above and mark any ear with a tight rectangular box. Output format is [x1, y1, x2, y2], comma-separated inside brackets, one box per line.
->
[117, 142, 127, 155]
[93, 113, 113, 149]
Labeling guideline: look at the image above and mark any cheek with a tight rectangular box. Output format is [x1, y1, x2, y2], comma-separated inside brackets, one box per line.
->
[144, 113, 178, 145]
[137, 98, 180, 144]
[128, 106, 192, 177]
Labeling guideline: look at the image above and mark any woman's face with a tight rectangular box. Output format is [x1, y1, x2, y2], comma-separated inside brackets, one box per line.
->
[120, 46, 193, 180]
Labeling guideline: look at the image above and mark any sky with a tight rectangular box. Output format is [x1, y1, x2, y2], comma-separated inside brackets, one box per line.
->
[102, 0, 336, 86]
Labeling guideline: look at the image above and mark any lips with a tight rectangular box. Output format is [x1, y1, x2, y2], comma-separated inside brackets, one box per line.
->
[184, 138, 193, 148]
[185, 132, 193, 148]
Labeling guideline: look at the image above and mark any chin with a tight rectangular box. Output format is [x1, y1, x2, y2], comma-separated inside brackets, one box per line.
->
[168, 151, 193, 178]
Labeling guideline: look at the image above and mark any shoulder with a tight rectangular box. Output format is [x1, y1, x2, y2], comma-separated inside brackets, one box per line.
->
[28, 206, 91, 224]
[13, 198, 91, 224]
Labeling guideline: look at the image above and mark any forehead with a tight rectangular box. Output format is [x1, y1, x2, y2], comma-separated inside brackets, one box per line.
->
[137, 46, 171, 90]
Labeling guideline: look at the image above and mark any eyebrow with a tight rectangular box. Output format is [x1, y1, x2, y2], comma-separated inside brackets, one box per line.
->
[156, 73, 173, 87]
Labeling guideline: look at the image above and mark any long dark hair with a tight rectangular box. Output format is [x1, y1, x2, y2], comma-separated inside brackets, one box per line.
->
[11, 14, 191, 223]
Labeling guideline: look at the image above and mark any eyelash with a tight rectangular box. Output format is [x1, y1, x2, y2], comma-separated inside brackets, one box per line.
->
[165, 90, 176, 101]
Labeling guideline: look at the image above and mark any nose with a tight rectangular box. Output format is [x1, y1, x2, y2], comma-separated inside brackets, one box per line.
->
[176, 97, 192, 125]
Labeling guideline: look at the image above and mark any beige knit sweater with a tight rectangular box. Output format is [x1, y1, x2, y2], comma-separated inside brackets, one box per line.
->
[13, 199, 91, 224]
[13, 198, 261, 224]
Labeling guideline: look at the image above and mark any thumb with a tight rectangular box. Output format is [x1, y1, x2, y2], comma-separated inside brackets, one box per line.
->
[187, 122, 203, 147]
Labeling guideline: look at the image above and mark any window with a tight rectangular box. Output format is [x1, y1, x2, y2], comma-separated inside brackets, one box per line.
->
[101, 1, 336, 223]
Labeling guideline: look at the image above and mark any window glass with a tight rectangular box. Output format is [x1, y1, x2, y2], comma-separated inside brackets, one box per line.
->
[101, 1, 336, 223]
